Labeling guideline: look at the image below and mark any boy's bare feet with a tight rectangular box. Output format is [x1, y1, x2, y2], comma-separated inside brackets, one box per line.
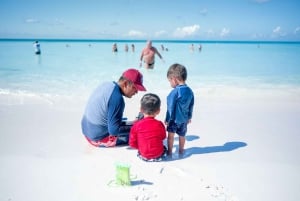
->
[179, 149, 185, 155]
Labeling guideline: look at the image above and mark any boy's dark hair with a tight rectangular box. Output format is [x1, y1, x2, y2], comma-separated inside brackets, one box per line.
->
[140, 93, 161, 115]
[167, 63, 187, 81]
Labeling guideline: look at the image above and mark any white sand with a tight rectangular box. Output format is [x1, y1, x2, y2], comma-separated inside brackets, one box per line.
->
[0, 87, 300, 201]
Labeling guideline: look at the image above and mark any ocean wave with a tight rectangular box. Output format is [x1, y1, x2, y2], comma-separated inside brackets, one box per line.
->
[0, 89, 55, 105]
[0, 88, 91, 110]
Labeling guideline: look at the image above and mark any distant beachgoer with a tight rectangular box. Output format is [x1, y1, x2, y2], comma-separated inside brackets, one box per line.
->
[165, 63, 194, 156]
[140, 40, 164, 69]
[198, 44, 202, 52]
[33, 41, 41, 55]
[81, 68, 146, 147]
[190, 44, 194, 52]
[124, 44, 129, 52]
[131, 44, 135, 52]
[112, 43, 118, 52]
[161, 44, 165, 51]
[129, 93, 167, 162]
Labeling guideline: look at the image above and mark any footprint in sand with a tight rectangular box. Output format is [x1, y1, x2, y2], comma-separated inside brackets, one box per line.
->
[134, 186, 157, 201]
[206, 184, 239, 201]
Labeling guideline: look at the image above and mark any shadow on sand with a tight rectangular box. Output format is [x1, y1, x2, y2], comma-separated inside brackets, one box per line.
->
[185, 141, 247, 155]
[131, 179, 154, 186]
[165, 135, 247, 161]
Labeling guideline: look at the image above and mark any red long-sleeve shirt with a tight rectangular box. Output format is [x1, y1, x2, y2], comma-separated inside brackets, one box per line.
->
[129, 117, 166, 159]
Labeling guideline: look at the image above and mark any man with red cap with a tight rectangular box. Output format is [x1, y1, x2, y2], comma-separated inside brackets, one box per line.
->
[81, 68, 146, 147]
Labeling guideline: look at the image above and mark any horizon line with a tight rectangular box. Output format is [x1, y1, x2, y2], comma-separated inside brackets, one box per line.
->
[1, 38, 300, 44]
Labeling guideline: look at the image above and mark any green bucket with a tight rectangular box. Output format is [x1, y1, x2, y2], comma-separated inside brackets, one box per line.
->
[115, 163, 131, 186]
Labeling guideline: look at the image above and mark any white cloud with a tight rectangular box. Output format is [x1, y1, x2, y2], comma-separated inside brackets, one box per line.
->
[271, 26, 287, 38]
[48, 18, 64, 26]
[205, 29, 216, 38]
[220, 28, 230, 37]
[173, 24, 200, 38]
[25, 18, 40, 23]
[25, 18, 65, 27]
[154, 30, 167, 37]
[273, 26, 281, 33]
[294, 27, 300, 34]
[199, 9, 208, 16]
[251, 33, 266, 39]
[127, 30, 146, 37]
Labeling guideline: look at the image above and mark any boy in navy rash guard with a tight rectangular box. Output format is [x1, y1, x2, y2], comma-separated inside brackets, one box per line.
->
[81, 68, 146, 147]
[165, 64, 194, 156]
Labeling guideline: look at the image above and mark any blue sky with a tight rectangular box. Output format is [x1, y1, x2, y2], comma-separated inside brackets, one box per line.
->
[1, 0, 300, 41]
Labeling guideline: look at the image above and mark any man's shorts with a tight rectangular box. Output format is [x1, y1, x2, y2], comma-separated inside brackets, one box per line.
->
[85, 134, 129, 147]
[166, 121, 188, 136]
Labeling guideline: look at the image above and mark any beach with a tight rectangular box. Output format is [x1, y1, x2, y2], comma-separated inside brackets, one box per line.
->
[1, 84, 299, 201]
[0, 40, 300, 201]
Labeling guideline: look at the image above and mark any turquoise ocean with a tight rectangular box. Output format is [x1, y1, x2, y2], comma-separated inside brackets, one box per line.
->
[1, 39, 300, 106]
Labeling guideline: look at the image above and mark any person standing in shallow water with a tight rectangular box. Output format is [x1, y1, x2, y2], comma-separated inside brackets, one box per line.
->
[112, 43, 118, 52]
[33, 41, 41, 55]
[139, 40, 164, 69]
[124, 44, 129, 52]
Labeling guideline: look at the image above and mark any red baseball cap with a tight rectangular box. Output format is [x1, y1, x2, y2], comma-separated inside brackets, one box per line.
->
[122, 68, 146, 91]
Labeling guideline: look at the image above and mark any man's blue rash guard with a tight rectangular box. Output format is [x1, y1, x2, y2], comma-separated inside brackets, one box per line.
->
[81, 81, 125, 141]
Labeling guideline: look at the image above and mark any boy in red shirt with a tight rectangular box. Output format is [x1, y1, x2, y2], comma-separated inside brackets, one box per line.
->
[129, 93, 167, 162]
